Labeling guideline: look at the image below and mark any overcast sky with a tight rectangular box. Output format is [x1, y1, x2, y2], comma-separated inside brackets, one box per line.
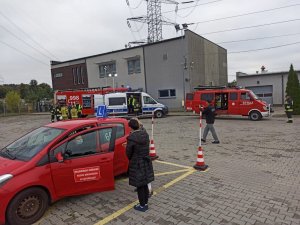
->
[0, 0, 299, 86]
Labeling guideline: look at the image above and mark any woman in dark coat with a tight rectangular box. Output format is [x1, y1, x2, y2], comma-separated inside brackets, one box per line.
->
[126, 118, 154, 212]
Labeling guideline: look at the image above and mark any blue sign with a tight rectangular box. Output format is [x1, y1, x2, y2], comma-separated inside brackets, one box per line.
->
[96, 105, 107, 118]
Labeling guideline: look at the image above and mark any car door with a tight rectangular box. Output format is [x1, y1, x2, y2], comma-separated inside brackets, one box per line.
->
[49, 126, 116, 197]
[98, 122, 128, 176]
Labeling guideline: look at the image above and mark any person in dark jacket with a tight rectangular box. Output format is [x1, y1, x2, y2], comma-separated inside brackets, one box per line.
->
[284, 95, 293, 123]
[201, 100, 220, 144]
[126, 118, 154, 212]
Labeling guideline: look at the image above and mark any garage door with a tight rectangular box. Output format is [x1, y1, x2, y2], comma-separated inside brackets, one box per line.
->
[246, 85, 273, 105]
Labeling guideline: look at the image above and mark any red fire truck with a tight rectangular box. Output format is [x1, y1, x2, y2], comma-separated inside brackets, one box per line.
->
[185, 86, 273, 121]
[54, 87, 128, 117]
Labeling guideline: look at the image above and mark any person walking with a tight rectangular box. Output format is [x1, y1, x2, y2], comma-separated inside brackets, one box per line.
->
[126, 118, 154, 212]
[201, 100, 220, 144]
[284, 95, 293, 123]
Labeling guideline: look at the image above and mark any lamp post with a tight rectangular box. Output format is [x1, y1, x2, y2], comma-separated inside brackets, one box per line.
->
[109, 73, 118, 92]
[175, 23, 193, 110]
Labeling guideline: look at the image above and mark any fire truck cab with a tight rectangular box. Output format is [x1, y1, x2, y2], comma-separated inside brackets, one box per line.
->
[185, 86, 272, 121]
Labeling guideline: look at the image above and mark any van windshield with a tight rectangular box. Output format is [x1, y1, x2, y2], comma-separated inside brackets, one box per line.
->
[1, 127, 64, 161]
[249, 91, 259, 100]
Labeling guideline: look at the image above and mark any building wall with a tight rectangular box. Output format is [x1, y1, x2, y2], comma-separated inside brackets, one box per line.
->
[237, 72, 300, 105]
[51, 60, 88, 90]
[144, 38, 186, 109]
[86, 48, 145, 90]
[186, 30, 228, 89]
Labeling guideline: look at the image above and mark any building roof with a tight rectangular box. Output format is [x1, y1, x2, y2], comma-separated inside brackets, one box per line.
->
[236, 70, 300, 78]
[51, 29, 226, 66]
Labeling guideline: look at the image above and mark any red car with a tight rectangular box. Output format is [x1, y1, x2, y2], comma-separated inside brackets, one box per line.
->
[0, 118, 130, 225]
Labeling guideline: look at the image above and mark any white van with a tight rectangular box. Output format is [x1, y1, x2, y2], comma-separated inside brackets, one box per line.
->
[94, 92, 168, 118]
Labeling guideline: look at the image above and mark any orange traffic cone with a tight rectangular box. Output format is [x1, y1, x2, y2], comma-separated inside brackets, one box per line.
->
[194, 146, 208, 171]
[149, 139, 159, 160]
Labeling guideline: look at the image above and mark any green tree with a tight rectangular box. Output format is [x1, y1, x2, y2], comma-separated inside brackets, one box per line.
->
[228, 80, 237, 87]
[5, 91, 21, 113]
[286, 64, 300, 114]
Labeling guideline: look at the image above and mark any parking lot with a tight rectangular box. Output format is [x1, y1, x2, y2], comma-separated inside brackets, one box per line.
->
[0, 113, 299, 225]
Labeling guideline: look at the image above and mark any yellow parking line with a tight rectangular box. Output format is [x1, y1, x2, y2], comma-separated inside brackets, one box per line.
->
[94, 169, 196, 225]
[154, 160, 193, 169]
[155, 169, 191, 176]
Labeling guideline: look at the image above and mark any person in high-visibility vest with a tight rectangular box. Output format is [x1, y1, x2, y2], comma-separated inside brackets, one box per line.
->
[284, 95, 293, 123]
[61, 106, 68, 120]
[128, 95, 136, 114]
[215, 95, 222, 109]
[71, 103, 78, 119]
[76, 103, 82, 118]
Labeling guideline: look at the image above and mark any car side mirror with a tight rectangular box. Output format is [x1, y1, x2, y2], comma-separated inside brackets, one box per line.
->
[55, 152, 64, 163]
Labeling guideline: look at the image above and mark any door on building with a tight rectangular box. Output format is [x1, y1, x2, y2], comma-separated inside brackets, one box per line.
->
[246, 86, 273, 105]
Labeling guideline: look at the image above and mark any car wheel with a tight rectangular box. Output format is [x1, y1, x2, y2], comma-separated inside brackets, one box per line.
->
[6, 187, 49, 225]
[154, 110, 163, 118]
[249, 111, 262, 121]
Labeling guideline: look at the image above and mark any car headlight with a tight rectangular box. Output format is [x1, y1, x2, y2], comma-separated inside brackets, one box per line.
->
[0, 174, 13, 187]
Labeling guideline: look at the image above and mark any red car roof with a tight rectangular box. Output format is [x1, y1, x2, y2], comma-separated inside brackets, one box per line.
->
[45, 118, 128, 130]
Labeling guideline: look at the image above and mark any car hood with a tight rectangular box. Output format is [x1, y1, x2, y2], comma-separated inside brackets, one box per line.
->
[0, 156, 26, 175]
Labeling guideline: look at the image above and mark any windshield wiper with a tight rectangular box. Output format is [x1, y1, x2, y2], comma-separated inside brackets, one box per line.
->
[0, 148, 16, 160]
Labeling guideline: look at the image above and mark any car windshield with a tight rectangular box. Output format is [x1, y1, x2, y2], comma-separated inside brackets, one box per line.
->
[1, 127, 65, 161]
[249, 91, 259, 100]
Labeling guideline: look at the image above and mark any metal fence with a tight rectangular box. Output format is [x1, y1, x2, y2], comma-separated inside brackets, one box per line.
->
[0, 100, 51, 116]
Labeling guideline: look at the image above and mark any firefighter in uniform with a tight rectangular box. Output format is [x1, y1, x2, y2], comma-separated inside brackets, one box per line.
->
[71, 103, 78, 119]
[128, 95, 136, 114]
[284, 95, 293, 123]
[61, 105, 68, 120]
[55, 104, 62, 121]
[50, 105, 56, 122]
[76, 102, 82, 118]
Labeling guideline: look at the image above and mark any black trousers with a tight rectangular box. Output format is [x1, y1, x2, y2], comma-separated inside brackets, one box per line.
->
[137, 185, 149, 206]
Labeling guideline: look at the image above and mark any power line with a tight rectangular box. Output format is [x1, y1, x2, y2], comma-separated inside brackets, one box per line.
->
[228, 41, 300, 54]
[201, 18, 300, 35]
[0, 40, 49, 66]
[162, 0, 223, 14]
[0, 10, 60, 60]
[126, 0, 144, 9]
[193, 3, 300, 25]
[175, 0, 201, 18]
[217, 33, 300, 44]
[0, 24, 55, 60]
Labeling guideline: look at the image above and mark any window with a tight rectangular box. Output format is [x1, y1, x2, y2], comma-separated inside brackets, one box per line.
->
[241, 92, 251, 100]
[229, 92, 237, 100]
[158, 89, 176, 98]
[81, 67, 84, 84]
[72, 68, 77, 84]
[65, 131, 97, 158]
[163, 53, 168, 61]
[99, 63, 116, 78]
[77, 67, 80, 84]
[200, 93, 214, 102]
[54, 72, 63, 78]
[99, 123, 125, 139]
[108, 97, 126, 106]
[186, 93, 194, 100]
[127, 58, 141, 74]
[82, 95, 91, 109]
[99, 127, 113, 153]
[143, 96, 157, 104]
